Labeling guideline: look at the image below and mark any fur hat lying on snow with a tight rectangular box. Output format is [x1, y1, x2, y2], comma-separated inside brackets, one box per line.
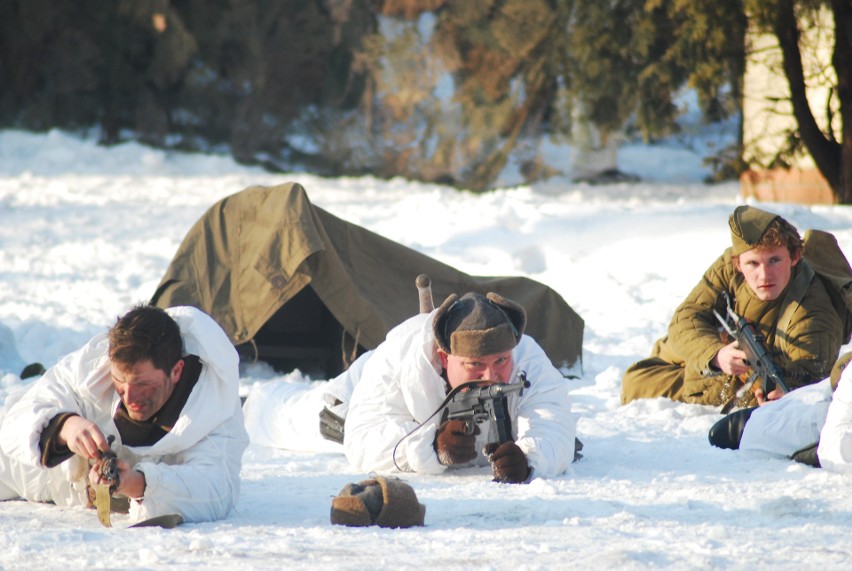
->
[330, 476, 425, 528]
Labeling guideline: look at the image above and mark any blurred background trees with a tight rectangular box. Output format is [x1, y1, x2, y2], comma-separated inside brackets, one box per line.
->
[0, 0, 845, 198]
[743, 0, 851, 203]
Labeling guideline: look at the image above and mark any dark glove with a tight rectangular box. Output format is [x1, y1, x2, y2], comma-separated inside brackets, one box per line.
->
[434, 420, 479, 465]
[484, 441, 530, 483]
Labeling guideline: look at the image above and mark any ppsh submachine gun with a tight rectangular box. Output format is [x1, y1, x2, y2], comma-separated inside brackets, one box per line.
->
[713, 292, 790, 404]
[446, 372, 531, 444]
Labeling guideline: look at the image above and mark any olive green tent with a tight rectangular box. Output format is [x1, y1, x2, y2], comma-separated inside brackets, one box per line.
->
[151, 182, 584, 378]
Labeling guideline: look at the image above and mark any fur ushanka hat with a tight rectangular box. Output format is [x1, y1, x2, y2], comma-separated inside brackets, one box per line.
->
[432, 292, 526, 357]
[330, 476, 426, 528]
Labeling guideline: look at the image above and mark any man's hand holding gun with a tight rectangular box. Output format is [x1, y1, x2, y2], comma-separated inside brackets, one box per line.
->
[713, 293, 790, 406]
[434, 372, 531, 483]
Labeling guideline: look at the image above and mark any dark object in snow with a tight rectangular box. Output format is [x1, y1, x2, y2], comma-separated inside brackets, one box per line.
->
[20, 363, 46, 379]
[573, 168, 641, 185]
[330, 476, 425, 528]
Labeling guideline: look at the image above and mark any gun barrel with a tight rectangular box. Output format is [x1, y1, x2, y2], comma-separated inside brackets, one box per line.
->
[483, 380, 527, 398]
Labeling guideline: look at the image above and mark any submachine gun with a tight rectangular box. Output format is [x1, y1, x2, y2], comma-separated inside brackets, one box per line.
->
[446, 372, 531, 444]
[713, 293, 790, 400]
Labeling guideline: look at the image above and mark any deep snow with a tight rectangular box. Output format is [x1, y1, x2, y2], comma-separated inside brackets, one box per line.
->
[1, 129, 851, 570]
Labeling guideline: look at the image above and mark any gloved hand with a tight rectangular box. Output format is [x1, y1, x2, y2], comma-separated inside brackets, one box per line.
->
[434, 419, 479, 465]
[484, 441, 530, 483]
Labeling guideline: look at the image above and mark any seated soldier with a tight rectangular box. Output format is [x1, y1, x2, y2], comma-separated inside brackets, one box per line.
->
[244, 291, 578, 484]
[0, 305, 248, 524]
[621, 205, 844, 409]
[708, 352, 852, 472]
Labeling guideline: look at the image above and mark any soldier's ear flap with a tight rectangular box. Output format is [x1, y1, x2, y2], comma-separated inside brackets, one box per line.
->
[432, 294, 459, 353]
[485, 292, 526, 342]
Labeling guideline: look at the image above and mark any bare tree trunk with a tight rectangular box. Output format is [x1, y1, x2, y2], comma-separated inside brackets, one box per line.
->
[773, 0, 842, 200]
[831, 0, 852, 203]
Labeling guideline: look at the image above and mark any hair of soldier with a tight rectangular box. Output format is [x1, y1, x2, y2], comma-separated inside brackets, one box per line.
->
[108, 304, 183, 373]
[757, 217, 803, 257]
[734, 217, 803, 259]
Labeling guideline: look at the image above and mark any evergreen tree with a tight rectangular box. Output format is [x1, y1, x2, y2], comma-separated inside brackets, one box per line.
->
[363, 0, 746, 191]
[361, 0, 572, 190]
[15, 0, 850, 200]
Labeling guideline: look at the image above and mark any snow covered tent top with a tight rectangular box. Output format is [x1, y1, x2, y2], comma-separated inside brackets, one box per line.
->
[150, 182, 584, 378]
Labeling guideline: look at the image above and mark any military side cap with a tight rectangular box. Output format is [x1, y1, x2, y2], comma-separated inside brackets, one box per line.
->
[432, 292, 526, 357]
[729, 205, 780, 255]
[330, 476, 425, 528]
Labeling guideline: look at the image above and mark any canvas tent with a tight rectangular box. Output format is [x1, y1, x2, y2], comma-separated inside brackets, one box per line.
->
[151, 182, 584, 378]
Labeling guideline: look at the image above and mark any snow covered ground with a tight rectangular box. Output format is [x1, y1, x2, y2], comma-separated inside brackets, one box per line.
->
[1, 129, 851, 570]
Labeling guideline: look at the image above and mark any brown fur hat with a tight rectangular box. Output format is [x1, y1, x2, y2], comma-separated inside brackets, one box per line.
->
[330, 476, 426, 528]
[729, 205, 781, 255]
[432, 292, 526, 357]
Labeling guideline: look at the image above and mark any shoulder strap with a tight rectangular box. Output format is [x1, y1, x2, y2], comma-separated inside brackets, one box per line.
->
[776, 261, 815, 355]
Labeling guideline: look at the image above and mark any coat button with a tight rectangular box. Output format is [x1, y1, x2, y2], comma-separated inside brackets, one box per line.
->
[270, 274, 286, 289]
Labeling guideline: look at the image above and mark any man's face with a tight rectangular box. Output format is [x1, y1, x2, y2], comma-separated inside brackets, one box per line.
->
[439, 350, 514, 389]
[734, 245, 800, 301]
[111, 358, 183, 421]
